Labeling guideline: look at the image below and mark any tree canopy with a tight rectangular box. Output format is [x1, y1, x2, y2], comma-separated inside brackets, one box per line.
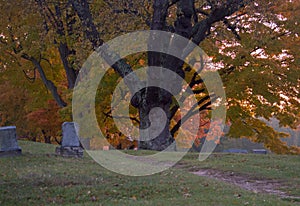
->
[0, 0, 299, 153]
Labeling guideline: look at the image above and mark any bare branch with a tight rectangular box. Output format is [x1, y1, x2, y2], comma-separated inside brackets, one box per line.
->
[103, 111, 140, 124]
[71, 0, 144, 102]
[21, 53, 67, 107]
[170, 98, 213, 136]
[195, 8, 209, 16]
[223, 19, 241, 40]
[22, 68, 36, 83]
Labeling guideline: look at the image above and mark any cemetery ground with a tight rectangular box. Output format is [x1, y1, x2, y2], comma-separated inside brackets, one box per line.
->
[0, 141, 299, 206]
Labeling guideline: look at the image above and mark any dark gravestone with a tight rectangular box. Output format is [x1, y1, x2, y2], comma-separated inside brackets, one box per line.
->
[0, 126, 22, 157]
[55, 122, 83, 158]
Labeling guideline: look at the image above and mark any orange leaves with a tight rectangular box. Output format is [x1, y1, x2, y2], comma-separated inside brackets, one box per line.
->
[26, 100, 61, 127]
[26, 99, 63, 143]
[139, 59, 146, 66]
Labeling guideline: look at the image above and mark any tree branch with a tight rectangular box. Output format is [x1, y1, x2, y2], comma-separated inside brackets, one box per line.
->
[103, 111, 140, 124]
[171, 98, 213, 136]
[223, 19, 241, 40]
[22, 68, 36, 83]
[21, 53, 67, 107]
[36, 0, 77, 89]
[183, 0, 253, 58]
[71, 0, 144, 107]
[170, 94, 211, 121]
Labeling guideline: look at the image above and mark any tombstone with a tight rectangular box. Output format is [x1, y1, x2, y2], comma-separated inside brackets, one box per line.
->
[223, 148, 248, 154]
[252, 149, 268, 154]
[55, 122, 83, 158]
[0, 126, 22, 157]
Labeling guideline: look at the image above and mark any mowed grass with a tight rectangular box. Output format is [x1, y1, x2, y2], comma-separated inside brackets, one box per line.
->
[0, 141, 299, 206]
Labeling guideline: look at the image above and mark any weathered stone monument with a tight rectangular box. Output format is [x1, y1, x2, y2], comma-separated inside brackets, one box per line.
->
[55, 122, 83, 158]
[0, 126, 22, 157]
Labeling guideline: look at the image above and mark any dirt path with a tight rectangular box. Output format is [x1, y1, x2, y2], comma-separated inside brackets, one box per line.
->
[191, 168, 300, 200]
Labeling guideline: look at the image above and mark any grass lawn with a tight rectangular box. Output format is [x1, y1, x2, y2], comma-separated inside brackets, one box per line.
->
[0, 141, 299, 205]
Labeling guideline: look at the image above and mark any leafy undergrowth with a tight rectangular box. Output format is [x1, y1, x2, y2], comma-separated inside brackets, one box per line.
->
[0, 141, 299, 205]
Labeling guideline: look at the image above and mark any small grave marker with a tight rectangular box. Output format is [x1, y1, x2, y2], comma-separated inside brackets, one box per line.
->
[0, 126, 22, 157]
[55, 122, 83, 158]
[252, 149, 267, 154]
[223, 148, 248, 154]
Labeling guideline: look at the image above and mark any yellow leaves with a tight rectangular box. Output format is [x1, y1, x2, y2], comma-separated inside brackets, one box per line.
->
[230, 118, 300, 155]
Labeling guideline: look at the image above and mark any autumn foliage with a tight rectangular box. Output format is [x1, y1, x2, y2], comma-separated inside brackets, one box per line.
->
[26, 100, 63, 144]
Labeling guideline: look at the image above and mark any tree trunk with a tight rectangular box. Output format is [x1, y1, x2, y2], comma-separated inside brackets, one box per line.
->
[138, 88, 175, 151]
[42, 129, 51, 144]
[58, 42, 77, 89]
[137, 0, 194, 151]
[36, 1, 77, 89]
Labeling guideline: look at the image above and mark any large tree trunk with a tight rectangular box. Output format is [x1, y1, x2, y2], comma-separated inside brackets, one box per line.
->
[138, 87, 175, 151]
[137, 0, 194, 151]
